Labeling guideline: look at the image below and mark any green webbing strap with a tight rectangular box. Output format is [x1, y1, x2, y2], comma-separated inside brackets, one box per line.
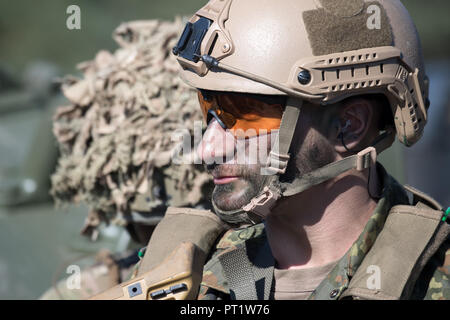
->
[263, 98, 302, 176]
[282, 150, 373, 197]
[218, 236, 274, 300]
[219, 247, 259, 300]
[282, 131, 394, 197]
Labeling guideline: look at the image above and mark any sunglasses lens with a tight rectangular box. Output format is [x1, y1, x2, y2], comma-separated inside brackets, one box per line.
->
[197, 90, 284, 137]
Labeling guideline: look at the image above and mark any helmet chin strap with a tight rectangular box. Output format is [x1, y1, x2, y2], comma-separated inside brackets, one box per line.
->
[211, 97, 301, 225]
[212, 97, 395, 226]
[212, 196, 264, 226]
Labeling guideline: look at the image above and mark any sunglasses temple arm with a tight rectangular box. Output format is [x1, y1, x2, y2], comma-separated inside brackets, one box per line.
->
[207, 109, 228, 130]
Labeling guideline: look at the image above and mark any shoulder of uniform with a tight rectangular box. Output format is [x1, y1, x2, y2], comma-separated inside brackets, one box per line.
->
[199, 223, 266, 296]
[395, 184, 450, 225]
[215, 223, 266, 251]
[403, 184, 444, 211]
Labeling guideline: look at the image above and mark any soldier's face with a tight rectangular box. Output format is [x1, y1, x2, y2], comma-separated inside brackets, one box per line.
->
[197, 119, 273, 211]
[197, 104, 337, 212]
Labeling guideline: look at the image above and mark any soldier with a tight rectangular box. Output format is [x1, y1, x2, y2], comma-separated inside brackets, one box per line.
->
[40, 19, 213, 300]
[167, 0, 449, 300]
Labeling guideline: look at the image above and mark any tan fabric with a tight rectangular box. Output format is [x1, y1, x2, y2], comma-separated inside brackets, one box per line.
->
[272, 260, 338, 300]
[137, 207, 228, 275]
[341, 203, 443, 300]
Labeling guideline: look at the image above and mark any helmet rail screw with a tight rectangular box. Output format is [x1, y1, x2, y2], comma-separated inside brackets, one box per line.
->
[297, 70, 311, 85]
[222, 43, 231, 53]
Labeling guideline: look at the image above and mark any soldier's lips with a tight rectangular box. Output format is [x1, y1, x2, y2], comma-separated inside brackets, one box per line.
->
[213, 176, 239, 185]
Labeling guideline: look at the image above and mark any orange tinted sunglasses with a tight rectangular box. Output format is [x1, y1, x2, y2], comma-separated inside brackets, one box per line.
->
[197, 90, 285, 138]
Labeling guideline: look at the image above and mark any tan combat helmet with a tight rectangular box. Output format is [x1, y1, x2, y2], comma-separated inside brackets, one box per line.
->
[173, 0, 430, 224]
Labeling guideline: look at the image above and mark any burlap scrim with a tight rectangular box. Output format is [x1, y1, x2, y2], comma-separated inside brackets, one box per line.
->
[51, 19, 212, 237]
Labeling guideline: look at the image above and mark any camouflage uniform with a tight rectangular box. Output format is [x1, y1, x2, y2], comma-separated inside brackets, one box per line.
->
[198, 165, 450, 300]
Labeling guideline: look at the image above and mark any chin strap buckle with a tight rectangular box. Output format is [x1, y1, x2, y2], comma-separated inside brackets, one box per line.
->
[356, 147, 377, 171]
[261, 151, 291, 176]
[242, 186, 279, 219]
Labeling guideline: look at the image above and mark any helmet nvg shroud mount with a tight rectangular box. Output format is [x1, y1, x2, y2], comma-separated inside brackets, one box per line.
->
[173, 0, 430, 225]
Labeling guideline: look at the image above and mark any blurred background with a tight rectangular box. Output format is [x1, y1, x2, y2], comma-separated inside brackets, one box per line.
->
[0, 0, 448, 299]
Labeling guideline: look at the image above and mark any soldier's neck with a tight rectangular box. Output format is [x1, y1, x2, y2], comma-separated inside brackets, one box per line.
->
[265, 168, 379, 270]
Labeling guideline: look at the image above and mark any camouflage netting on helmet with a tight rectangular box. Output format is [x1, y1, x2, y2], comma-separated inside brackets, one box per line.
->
[51, 19, 212, 234]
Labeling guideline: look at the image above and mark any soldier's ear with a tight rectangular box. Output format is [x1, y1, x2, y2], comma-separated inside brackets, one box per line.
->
[332, 98, 374, 154]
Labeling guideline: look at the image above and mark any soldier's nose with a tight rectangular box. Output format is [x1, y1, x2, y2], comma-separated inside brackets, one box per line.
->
[197, 119, 236, 165]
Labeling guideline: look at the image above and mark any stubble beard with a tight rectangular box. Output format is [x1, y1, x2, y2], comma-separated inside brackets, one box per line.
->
[210, 164, 269, 212]
[207, 119, 337, 213]
[209, 134, 335, 213]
